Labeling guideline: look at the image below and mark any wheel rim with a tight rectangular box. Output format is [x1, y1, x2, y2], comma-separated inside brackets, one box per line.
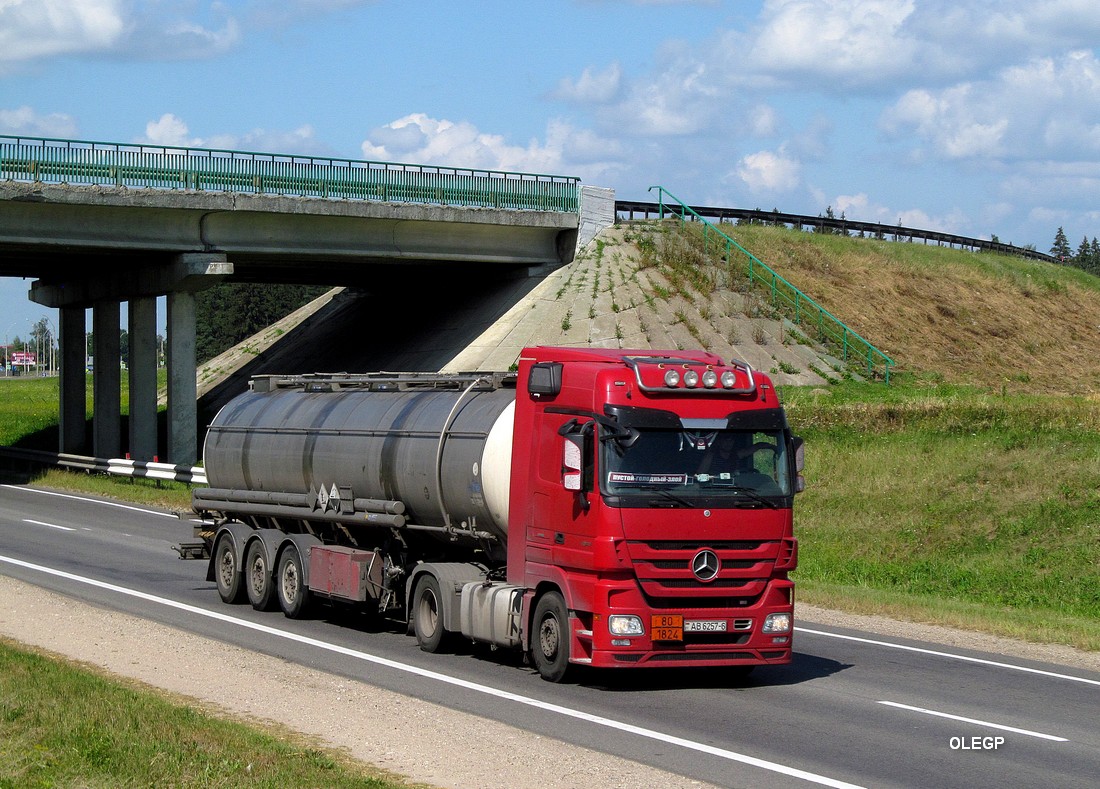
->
[539, 615, 560, 660]
[217, 544, 235, 589]
[280, 559, 299, 605]
[248, 553, 265, 594]
[417, 588, 439, 637]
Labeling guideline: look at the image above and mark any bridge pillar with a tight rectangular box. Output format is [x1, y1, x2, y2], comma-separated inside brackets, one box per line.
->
[58, 307, 87, 454]
[167, 290, 198, 465]
[92, 301, 122, 458]
[127, 296, 158, 461]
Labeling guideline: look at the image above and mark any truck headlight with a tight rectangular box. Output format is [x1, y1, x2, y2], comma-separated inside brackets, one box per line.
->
[762, 613, 792, 634]
[608, 615, 644, 636]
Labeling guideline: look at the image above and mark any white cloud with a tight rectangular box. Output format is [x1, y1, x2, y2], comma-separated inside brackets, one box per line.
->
[828, 192, 973, 235]
[0, 0, 240, 70]
[553, 63, 623, 104]
[735, 146, 801, 193]
[141, 113, 201, 147]
[0, 105, 78, 137]
[0, 0, 124, 69]
[882, 50, 1100, 162]
[360, 114, 625, 183]
[744, 0, 920, 89]
[748, 104, 780, 138]
[137, 114, 329, 157]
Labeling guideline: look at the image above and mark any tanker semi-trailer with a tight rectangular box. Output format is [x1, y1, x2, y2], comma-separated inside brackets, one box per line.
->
[182, 346, 804, 682]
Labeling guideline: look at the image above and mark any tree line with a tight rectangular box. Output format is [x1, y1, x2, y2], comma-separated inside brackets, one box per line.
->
[1050, 227, 1100, 276]
[196, 282, 328, 364]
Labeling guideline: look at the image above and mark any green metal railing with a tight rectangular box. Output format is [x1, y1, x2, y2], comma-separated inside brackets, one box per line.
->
[647, 186, 896, 383]
[0, 135, 580, 212]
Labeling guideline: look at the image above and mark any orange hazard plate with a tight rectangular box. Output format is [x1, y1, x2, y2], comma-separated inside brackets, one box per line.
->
[651, 614, 683, 641]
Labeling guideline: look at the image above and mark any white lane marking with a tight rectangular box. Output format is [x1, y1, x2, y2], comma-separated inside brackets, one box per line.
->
[798, 627, 1100, 687]
[878, 701, 1068, 742]
[23, 519, 75, 532]
[0, 554, 864, 789]
[1, 485, 180, 519]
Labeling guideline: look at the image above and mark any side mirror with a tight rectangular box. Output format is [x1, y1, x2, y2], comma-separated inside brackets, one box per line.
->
[562, 434, 584, 491]
[791, 436, 806, 493]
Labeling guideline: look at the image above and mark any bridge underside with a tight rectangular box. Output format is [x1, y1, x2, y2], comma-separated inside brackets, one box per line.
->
[0, 182, 583, 464]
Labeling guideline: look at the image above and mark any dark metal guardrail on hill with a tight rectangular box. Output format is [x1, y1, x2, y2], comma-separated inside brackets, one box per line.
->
[0, 135, 580, 213]
[0, 446, 206, 485]
[617, 198, 1055, 263]
[644, 186, 896, 383]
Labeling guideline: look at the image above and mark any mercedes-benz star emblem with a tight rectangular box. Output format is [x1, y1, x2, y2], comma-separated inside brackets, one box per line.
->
[691, 549, 720, 582]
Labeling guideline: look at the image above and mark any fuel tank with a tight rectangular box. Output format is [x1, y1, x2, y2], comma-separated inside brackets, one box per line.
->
[202, 379, 516, 540]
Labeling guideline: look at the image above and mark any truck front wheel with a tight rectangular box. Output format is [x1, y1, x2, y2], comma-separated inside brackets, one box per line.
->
[412, 575, 448, 653]
[531, 591, 571, 682]
[244, 540, 277, 611]
[213, 532, 244, 604]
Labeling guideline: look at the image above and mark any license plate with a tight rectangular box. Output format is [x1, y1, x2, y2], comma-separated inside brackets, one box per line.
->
[651, 614, 683, 641]
[685, 619, 728, 633]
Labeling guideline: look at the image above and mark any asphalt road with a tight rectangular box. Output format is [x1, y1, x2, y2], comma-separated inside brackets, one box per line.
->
[1, 483, 1097, 789]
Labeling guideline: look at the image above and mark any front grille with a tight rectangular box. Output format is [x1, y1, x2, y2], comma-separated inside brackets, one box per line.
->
[640, 540, 761, 551]
[651, 578, 760, 589]
[647, 559, 757, 570]
[647, 596, 761, 610]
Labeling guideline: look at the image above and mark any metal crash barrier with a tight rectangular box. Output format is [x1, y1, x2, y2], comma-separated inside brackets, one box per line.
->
[0, 446, 207, 485]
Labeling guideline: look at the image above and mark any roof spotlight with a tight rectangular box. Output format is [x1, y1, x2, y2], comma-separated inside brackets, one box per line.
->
[720, 371, 737, 388]
[664, 369, 681, 387]
[683, 370, 700, 388]
[702, 370, 719, 388]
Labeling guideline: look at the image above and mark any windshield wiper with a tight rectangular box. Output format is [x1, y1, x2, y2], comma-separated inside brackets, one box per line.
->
[722, 486, 779, 508]
[648, 488, 693, 508]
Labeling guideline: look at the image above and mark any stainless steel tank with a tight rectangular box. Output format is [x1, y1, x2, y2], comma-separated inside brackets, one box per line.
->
[202, 384, 516, 540]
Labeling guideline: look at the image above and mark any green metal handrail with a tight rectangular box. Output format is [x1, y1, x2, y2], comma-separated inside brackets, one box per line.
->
[647, 186, 896, 383]
[0, 135, 580, 213]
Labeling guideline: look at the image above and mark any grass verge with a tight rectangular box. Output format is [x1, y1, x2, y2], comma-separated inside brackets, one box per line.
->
[0, 638, 406, 789]
[784, 379, 1100, 652]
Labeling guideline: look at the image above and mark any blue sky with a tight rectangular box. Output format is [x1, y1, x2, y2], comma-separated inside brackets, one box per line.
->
[2, 0, 1100, 341]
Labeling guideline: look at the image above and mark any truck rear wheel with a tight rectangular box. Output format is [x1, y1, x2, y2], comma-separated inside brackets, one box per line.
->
[244, 539, 277, 611]
[412, 575, 448, 653]
[531, 591, 571, 682]
[276, 546, 312, 619]
[213, 532, 244, 604]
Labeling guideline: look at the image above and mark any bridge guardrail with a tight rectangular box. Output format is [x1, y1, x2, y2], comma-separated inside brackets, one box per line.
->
[616, 199, 1055, 264]
[0, 134, 580, 213]
[0, 446, 207, 486]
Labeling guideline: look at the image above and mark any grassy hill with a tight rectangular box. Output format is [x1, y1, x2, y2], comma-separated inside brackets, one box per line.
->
[726, 223, 1100, 393]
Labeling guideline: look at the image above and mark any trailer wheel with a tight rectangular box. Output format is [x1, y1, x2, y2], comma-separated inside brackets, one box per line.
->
[213, 532, 245, 604]
[244, 540, 277, 611]
[276, 546, 311, 619]
[531, 591, 571, 682]
[412, 575, 448, 653]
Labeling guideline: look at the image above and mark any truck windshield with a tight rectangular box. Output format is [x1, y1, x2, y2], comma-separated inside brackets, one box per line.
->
[602, 428, 792, 501]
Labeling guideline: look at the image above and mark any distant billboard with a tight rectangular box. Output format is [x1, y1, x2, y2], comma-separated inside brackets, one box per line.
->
[10, 352, 36, 366]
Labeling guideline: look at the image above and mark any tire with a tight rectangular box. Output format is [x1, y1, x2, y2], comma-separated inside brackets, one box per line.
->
[530, 591, 571, 682]
[213, 532, 245, 604]
[244, 539, 277, 611]
[412, 575, 448, 653]
[275, 546, 312, 619]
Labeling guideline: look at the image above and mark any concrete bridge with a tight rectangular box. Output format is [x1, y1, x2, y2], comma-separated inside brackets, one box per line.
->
[0, 136, 609, 464]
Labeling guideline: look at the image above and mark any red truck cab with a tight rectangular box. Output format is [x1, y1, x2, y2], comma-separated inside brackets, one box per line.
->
[511, 347, 802, 680]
